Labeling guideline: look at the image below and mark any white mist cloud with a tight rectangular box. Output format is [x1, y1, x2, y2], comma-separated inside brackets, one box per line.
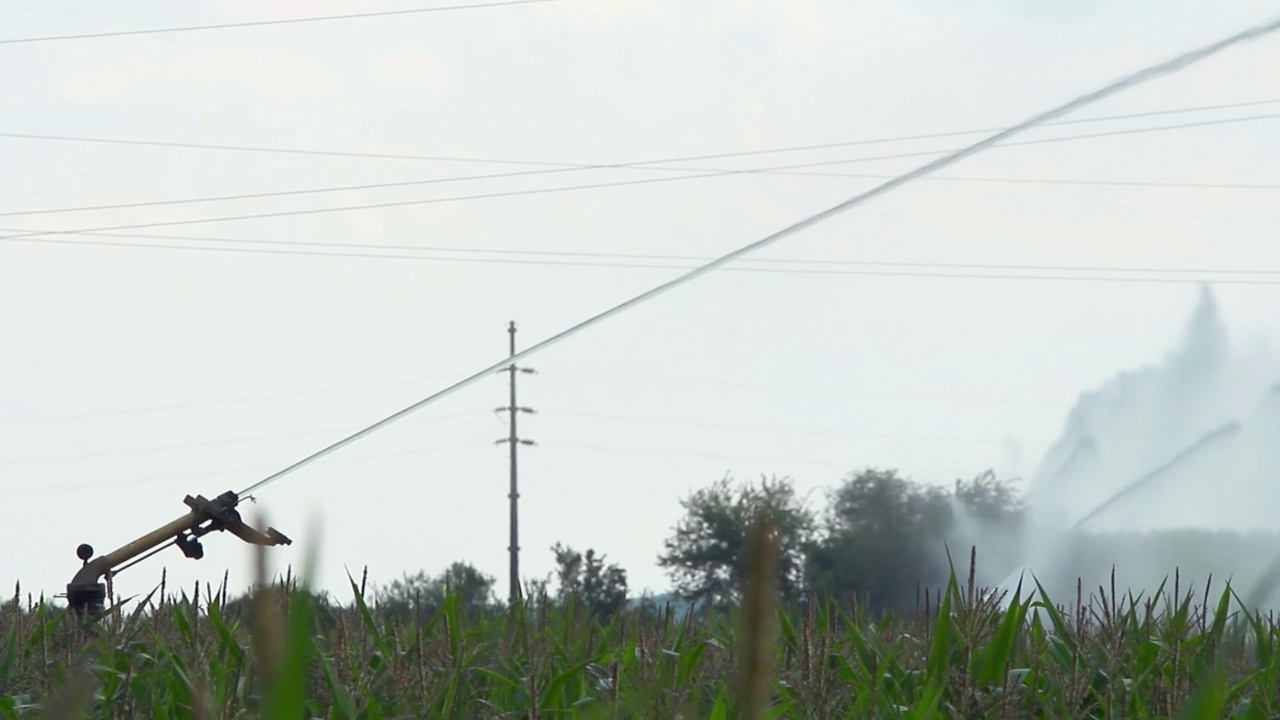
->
[992, 284, 1280, 605]
[1029, 285, 1280, 531]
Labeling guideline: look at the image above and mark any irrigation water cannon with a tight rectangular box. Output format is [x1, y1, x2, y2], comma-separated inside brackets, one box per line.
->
[65, 490, 292, 617]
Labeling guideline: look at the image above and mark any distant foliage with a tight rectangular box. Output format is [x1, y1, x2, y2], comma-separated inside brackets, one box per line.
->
[223, 585, 341, 631]
[806, 468, 954, 611]
[656, 474, 816, 608]
[375, 561, 499, 620]
[952, 469, 1025, 524]
[551, 543, 629, 619]
[659, 468, 1025, 614]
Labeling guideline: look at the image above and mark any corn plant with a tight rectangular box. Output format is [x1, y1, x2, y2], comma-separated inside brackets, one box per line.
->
[4, 551, 1280, 719]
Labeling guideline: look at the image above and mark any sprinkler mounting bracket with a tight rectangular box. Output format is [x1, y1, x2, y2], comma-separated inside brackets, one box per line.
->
[65, 490, 291, 617]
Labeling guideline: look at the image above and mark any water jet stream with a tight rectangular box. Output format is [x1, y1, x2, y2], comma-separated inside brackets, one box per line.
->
[994, 422, 1240, 597]
[1067, 420, 1241, 530]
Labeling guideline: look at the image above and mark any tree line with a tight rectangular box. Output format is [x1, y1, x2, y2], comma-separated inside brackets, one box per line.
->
[374, 467, 1028, 620]
[659, 468, 1025, 611]
[20, 466, 1253, 622]
[371, 466, 1280, 621]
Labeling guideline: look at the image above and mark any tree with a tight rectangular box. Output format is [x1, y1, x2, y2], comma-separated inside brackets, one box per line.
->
[806, 468, 951, 612]
[522, 576, 552, 605]
[805, 468, 1024, 613]
[376, 561, 499, 620]
[221, 586, 340, 632]
[952, 469, 1024, 525]
[551, 543, 629, 619]
[658, 474, 815, 607]
[947, 469, 1027, 586]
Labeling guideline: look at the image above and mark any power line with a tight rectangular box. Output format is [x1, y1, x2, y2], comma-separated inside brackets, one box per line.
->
[232, 11, 1280, 500]
[536, 373, 1066, 407]
[1, 97, 1275, 166]
[760, 111, 1280, 170]
[2, 438, 982, 497]
[0, 410, 487, 468]
[8, 225, 1280, 278]
[830, 172, 1280, 191]
[0, 384, 1032, 472]
[542, 443, 986, 478]
[0, 372, 461, 426]
[546, 443, 856, 469]
[0, 0, 555, 46]
[8, 227, 1280, 285]
[0, 320, 483, 370]
[7, 167, 1280, 228]
[0, 365, 1061, 448]
[0, 171, 698, 240]
[3, 111, 1279, 223]
[6, 169, 1280, 224]
[1, 441, 491, 497]
[539, 410, 1046, 447]
[0, 357, 1063, 432]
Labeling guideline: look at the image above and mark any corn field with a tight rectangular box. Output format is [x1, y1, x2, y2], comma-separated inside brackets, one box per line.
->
[4, 556, 1280, 720]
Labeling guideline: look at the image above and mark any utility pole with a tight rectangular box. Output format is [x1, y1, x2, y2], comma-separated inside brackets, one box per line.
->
[496, 321, 535, 606]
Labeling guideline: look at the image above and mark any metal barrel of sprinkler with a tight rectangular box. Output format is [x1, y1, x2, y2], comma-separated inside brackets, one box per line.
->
[65, 491, 292, 617]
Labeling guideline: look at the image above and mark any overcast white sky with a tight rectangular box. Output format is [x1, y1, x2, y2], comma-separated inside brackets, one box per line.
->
[3, 0, 1280, 605]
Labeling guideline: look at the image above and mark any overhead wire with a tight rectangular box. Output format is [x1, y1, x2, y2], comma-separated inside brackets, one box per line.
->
[7, 410, 1010, 499]
[0, 372, 461, 426]
[1, 97, 1275, 165]
[0, 410, 488, 468]
[1, 401, 1040, 473]
[5, 440, 490, 497]
[0, 365, 1067, 440]
[9, 224, 1280, 277]
[535, 374, 1066, 407]
[539, 444, 868, 470]
[0, 0, 555, 46]
[5, 165, 1280, 222]
[0, 319, 481, 370]
[7, 225, 1280, 285]
[0, 352, 1072, 431]
[2, 111, 1279, 223]
[540, 443, 989, 477]
[231, 11, 1280, 499]
[2, 113, 1278, 254]
[537, 410, 1049, 446]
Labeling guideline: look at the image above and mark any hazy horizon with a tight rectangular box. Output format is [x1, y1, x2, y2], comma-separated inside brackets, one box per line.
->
[4, 0, 1280, 607]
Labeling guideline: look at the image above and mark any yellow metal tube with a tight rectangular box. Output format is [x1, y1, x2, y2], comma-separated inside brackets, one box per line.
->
[70, 511, 198, 586]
